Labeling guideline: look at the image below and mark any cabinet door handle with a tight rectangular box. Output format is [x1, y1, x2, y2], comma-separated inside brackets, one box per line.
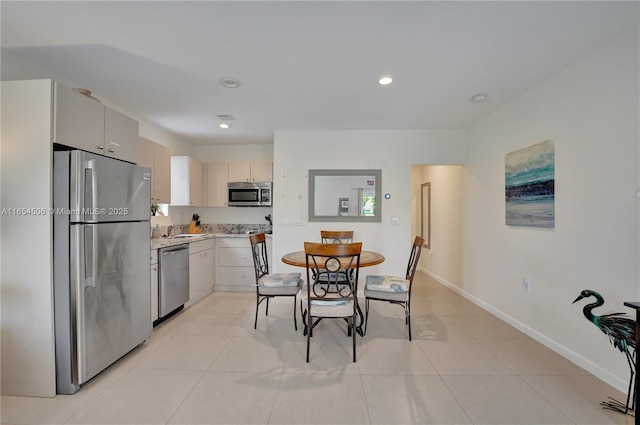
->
[107, 149, 115, 153]
[97, 145, 104, 150]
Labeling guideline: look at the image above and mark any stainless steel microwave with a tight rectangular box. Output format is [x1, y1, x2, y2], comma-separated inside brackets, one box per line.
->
[227, 182, 272, 207]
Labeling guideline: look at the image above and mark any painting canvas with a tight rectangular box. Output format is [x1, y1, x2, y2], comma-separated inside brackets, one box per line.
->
[505, 140, 555, 228]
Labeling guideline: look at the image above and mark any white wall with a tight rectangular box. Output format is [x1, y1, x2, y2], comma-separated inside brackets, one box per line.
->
[272, 129, 466, 276]
[411, 165, 464, 286]
[461, 27, 639, 391]
[139, 121, 193, 156]
[194, 144, 273, 163]
[1, 80, 57, 396]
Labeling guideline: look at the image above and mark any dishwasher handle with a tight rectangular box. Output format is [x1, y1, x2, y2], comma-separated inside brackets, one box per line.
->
[161, 244, 189, 255]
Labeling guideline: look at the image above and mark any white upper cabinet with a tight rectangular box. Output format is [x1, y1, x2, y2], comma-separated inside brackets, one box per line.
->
[206, 162, 229, 207]
[228, 161, 272, 183]
[54, 83, 104, 153]
[171, 156, 203, 206]
[251, 161, 273, 182]
[227, 161, 250, 182]
[153, 143, 171, 204]
[104, 107, 139, 163]
[139, 137, 171, 204]
[54, 82, 139, 163]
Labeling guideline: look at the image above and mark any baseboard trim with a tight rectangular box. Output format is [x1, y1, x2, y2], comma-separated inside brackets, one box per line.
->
[420, 267, 626, 393]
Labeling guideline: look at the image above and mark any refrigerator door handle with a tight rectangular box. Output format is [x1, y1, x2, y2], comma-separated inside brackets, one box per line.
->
[84, 225, 97, 288]
[84, 159, 98, 222]
[70, 224, 85, 386]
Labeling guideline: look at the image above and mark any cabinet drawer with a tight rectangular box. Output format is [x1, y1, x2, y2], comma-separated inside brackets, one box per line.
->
[216, 266, 255, 285]
[217, 247, 253, 267]
[217, 237, 252, 248]
[216, 236, 271, 249]
[189, 238, 215, 254]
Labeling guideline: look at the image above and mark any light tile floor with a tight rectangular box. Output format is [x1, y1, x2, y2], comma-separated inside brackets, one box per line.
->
[1, 272, 635, 424]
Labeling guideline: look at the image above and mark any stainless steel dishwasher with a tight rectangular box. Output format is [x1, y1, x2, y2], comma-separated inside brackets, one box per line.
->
[158, 244, 189, 319]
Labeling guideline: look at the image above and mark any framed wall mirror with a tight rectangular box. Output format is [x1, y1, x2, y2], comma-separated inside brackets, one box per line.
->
[309, 169, 382, 222]
[421, 182, 431, 249]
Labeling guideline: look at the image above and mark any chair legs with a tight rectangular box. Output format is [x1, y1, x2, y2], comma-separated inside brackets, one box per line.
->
[364, 298, 412, 340]
[254, 293, 261, 329]
[304, 306, 356, 363]
[351, 316, 356, 362]
[292, 296, 298, 331]
[406, 303, 412, 341]
[364, 298, 370, 336]
[254, 294, 268, 330]
[305, 307, 311, 362]
[255, 294, 298, 330]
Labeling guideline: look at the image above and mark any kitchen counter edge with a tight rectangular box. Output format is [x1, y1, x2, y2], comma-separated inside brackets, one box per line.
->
[151, 233, 271, 249]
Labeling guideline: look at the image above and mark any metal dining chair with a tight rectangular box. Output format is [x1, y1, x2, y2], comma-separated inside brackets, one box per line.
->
[249, 233, 302, 330]
[302, 241, 362, 362]
[319, 230, 355, 285]
[363, 236, 425, 340]
[320, 230, 354, 244]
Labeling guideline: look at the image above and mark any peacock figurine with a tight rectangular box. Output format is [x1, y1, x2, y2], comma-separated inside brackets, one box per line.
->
[573, 289, 636, 415]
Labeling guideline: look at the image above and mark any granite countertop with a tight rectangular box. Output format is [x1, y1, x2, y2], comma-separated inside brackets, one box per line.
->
[151, 233, 270, 249]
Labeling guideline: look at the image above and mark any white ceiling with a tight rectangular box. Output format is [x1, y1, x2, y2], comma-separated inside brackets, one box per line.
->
[2, 1, 638, 146]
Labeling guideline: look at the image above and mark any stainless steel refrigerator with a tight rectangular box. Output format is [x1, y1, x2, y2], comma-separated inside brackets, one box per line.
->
[53, 150, 152, 394]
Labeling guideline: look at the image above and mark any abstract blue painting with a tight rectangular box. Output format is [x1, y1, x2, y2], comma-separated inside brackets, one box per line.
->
[505, 140, 555, 228]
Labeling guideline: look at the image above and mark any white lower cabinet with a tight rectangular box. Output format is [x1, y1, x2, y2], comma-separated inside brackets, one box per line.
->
[187, 239, 215, 306]
[215, 236, 271, 292]
[150, 249, 158, 323]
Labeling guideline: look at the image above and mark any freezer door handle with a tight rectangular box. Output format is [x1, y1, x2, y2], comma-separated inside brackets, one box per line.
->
[84, 159, 98, 222]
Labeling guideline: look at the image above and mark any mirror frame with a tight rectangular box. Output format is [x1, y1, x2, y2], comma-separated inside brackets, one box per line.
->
[308, 169, 382, 222]
[421, 182, 431, 249]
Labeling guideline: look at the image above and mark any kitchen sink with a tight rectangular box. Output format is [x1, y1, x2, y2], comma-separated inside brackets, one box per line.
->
[168, 234, 205, 239]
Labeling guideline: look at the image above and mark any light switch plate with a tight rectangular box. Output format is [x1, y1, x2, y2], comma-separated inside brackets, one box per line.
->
[391, 217, 399, 225]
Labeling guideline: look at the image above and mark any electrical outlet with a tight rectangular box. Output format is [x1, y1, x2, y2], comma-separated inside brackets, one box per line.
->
[391, 217, 399, 225]
[522, 279, 530, 293]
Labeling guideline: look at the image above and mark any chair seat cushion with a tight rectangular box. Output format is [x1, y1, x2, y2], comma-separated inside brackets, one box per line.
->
[259, 272, 302, 287]
[259, 284, 301, 296]
[365, 275, 409, 292]
[299, 291, 354, 317]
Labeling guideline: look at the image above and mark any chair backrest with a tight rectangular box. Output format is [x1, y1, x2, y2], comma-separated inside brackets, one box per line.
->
[249, 233, 269, 282]
[304, 241, 362, 300]
[320, 230, 354, 244]
[405, 236, 425, 294]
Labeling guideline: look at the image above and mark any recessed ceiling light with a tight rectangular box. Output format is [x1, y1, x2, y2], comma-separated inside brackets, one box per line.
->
[378, 75, 393, 85]
[219, 78, 241, 88]
[219, 123, 230, 129]
[470, 93, 488, 103]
